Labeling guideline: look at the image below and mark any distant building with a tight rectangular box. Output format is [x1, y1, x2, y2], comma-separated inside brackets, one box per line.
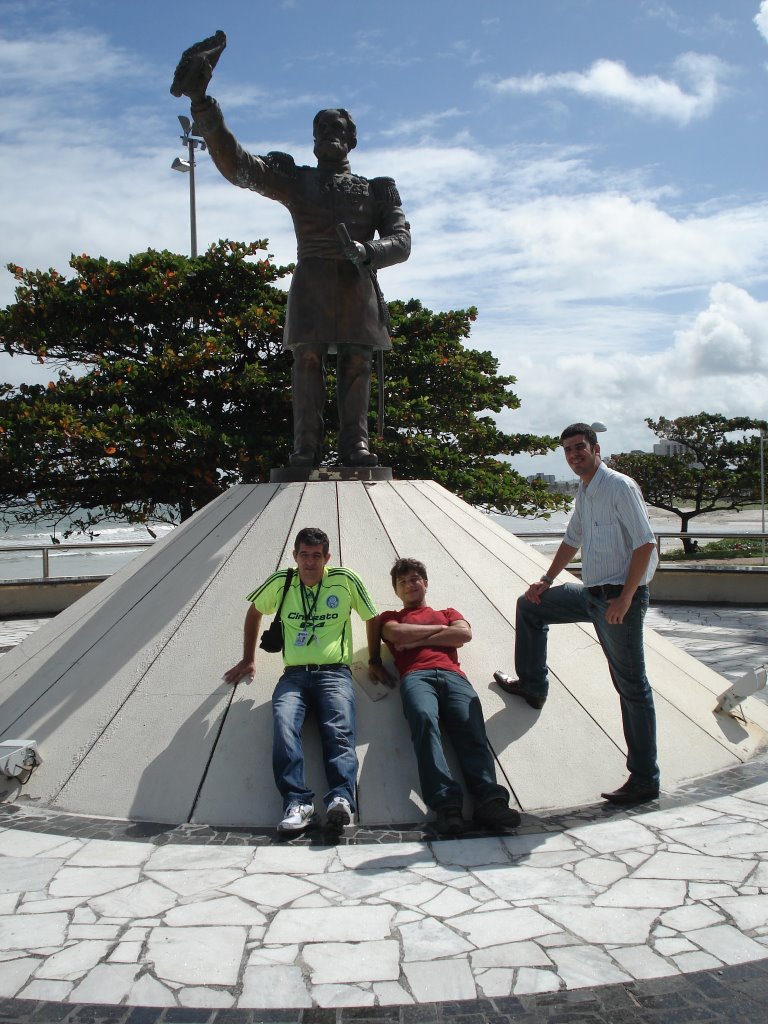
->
[653, 441, 689, 457]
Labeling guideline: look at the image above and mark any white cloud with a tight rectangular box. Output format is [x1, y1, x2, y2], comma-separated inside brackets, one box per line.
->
[755, 2, 768, 44]
[483, 53, 727, 124]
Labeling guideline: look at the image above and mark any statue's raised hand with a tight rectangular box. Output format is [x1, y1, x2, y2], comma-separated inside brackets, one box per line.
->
[170, 30, 227, 103]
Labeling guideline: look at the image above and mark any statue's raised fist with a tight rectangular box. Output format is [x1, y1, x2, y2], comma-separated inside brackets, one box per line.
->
[170, 30, 227, 102]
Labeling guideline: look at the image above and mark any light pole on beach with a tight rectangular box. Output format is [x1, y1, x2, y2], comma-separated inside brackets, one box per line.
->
[760, 429, 766, 566]
[172, 115, 206, 258]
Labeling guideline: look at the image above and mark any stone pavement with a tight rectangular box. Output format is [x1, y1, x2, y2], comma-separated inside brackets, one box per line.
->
[0, 606, 767, 1020]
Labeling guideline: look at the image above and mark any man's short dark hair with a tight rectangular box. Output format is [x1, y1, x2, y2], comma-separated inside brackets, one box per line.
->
[294, 527, 330, 555]
[561, 422, 598, 447]
[312, 108, 357, 150]
[390, 557, 428, 589]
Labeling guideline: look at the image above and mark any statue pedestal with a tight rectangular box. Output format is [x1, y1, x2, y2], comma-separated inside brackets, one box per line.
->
[270, 465, 393, 483]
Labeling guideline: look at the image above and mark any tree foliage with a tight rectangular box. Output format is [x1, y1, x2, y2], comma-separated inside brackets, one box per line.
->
[609, 413, 767, 552]
[0, 240, 567, 536]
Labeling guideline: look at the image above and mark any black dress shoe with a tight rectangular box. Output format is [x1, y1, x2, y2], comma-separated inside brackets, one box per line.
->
[474, 798, 521, 830]
[341, 448, 378, 467]
[493, 671, 546, 709]
[601, 779, 660, 805]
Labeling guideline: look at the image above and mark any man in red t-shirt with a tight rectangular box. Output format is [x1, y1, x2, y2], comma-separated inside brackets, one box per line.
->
[373, 557, 521, 835]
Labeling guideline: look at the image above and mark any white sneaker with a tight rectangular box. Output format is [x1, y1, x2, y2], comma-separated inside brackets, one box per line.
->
[277, 803, 314, 833]
[327, 796, 352, 830]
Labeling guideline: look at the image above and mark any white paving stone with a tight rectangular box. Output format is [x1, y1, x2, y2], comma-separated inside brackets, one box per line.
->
[179, 987, 235, 1008]
[164, 895, 266, 927]
[513, 967, 561, 994]
[143, 846, 252, 872]
[573, 858, 629, 886]
[303, 940, 400, 984]
[89, 880, 179, 919]
[146, 926, 246, 985]
[687, 923, 768, 964]
[127, 973, 177, 1006]
[49, 866, 141, 898]
[631, 851, 753, 882]
[144, 869, 244, 896]
[373, 981, 414, 1005]
[265, 905, 394, 943]
[609, 945, 679, 979]
[419, 888, 480, 918]
[67, 840, 151, 867]
[381, 880, 443, 907]
[660, 904, 725, 931]
[34, 940, 112, 981]
[399, 917, 474, 960]
[0, 957, 37, 998]
[503, 832, 578, 857]
[312, 983, 374, 1007]
[654, 937, 697, 955]
[550, 945, 632, 988]
[0, 913, 68, 950]
[224, 873, 317, 906]
[672, 951, 723, 972]
[310, 870, 425, 899]
[403, 958, 477, 1001]
[69, 964, 139, 1003]
[713, 893, 768, 930]
[471, 941, 552, 968]
[240, 965, 312, 1008]
[475, 967, 513, 996]
[473, 864, 593, 901]
[568, 819, 658, 854]
[337, 843, 434, 870]
[664, 821, 768, 857]
[448, 907, 562, 946]
[249, 845, 338, 873]
[0, 831, 81, 858]
[432, 837, 510, 866]
[108, 942, 143, 963]
[0, 856, 63, 894]
[595, 878, 687, 908]
[19, 980, 73, 1002]
[246, 945, 299, 966]
[543, 906, 658, 944]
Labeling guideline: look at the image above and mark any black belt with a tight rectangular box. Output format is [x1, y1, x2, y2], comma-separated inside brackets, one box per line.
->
[587, 584, 624, 599]
[284, 663, 347, 673]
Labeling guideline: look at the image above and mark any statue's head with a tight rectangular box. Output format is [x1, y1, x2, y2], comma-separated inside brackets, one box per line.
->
[313, 108, 357, 162]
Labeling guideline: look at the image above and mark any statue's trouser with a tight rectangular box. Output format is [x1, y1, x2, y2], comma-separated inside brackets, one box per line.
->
[291, 344, 373, 464]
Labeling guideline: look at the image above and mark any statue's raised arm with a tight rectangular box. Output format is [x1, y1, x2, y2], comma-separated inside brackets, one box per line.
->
[170, 30, 227, 102]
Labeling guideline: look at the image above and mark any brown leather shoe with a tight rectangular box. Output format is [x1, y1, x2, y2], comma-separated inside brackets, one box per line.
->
[493, 671, 546, 710]
[601, 779, 659, 805]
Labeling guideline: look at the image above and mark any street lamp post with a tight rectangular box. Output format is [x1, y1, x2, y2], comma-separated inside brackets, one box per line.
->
[760, 429, 766, 566]
[172, 115, 206, 258]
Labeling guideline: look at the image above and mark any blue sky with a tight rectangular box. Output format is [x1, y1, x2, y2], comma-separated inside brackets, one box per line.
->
[2, 0, 768, 477]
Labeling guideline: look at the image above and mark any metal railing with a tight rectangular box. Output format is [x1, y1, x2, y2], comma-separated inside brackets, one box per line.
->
[2, 529, 767, 582]
[0, 541, 154, 580]
[515, 530, 768, 566]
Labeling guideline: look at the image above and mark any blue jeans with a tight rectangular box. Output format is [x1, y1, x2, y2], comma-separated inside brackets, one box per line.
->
[515, 583, 659, 787]
[400, 668, 509, 811]
[272, 666, 357, 811]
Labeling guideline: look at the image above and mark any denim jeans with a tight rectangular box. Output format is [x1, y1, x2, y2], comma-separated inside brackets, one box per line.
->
[272, 666, 357, 811]
[515, 583, 659, 787]
[400, 668, 509, 811]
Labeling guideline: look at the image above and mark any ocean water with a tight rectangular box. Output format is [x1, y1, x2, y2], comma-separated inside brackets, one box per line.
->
[0, 503, 761, 582]
[0, 515, 174, 581]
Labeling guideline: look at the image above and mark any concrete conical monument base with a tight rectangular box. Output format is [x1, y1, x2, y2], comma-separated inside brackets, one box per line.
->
[1, 479, 767, 826]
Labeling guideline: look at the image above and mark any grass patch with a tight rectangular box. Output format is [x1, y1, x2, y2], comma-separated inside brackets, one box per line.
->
[662, 537, 765, 562]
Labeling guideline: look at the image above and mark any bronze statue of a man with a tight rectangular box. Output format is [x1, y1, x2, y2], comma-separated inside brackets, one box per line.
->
[172, 34, 411, 468]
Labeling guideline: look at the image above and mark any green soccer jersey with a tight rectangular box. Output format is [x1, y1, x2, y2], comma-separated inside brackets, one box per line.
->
[247, 565, 378, 666]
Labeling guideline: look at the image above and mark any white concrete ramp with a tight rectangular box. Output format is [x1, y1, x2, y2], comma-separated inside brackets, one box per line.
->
[1, 479, 766, 826]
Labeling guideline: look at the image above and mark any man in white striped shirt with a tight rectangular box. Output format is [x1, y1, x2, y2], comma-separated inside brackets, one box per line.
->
[494, 422, 660, 805]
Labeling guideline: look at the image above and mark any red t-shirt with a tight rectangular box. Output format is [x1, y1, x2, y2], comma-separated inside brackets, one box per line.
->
[379, 606, 467, 678]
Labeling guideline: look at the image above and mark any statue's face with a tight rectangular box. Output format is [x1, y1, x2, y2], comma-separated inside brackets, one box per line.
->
[313, 110, 351, 161]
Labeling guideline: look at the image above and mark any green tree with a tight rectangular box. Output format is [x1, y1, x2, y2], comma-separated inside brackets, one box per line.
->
[0, 241, 567, 536]
[609, 413, 766, 553]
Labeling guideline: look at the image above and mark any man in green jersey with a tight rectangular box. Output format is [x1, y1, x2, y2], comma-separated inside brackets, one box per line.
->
[224, 527, 380, 834]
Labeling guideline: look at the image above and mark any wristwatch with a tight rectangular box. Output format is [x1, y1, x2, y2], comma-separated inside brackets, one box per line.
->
[540, 575, 554, 586]
[368, 655, 383, 666]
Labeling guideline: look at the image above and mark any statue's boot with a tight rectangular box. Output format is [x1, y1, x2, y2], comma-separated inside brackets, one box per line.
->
[337, 346, 378, 467]
[289, 345, 326, 467]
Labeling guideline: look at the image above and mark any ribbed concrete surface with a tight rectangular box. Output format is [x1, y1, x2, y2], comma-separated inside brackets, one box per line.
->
[1, 480, 766, 825]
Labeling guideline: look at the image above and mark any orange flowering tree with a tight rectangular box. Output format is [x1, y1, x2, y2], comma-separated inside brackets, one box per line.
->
[0, 241, 565, 534]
